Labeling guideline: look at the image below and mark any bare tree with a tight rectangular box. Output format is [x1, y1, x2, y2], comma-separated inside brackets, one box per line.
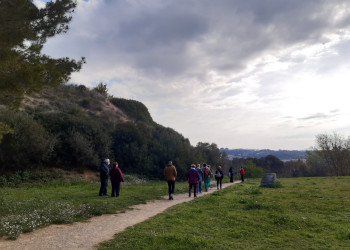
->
[313, 132, 350, 176]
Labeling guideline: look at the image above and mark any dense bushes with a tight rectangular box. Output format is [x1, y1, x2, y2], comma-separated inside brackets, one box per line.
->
[110, 98, 153, 124]
[111, 122, 198, 179]
[36, 112, 112, 169]
[0, 110, 55, 174]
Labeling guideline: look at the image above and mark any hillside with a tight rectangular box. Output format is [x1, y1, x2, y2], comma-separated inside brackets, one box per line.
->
[0, 84, 200, 178]
[22, 85, 132, 123]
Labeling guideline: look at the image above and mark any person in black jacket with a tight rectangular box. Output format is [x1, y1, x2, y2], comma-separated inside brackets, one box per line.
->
[99, 159, 110, 196]
[215, 166, 224, 190]
[229, 166, 234, 183]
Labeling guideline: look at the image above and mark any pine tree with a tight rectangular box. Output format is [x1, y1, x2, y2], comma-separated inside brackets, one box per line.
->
[0, 0, 85, 108]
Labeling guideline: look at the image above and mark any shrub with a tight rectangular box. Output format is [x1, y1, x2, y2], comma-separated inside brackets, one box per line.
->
[0, 110, 55, 174]
[241, 160, 265, 179]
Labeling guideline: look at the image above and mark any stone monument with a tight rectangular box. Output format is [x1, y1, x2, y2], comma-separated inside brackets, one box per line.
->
[260, 173, 277, 187]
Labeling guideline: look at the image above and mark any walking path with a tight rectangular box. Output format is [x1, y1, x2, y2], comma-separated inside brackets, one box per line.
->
[0, 181, 240, 250]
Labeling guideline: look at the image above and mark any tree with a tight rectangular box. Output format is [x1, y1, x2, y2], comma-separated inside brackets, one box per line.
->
[94, 82, 109, 97]
[0, 122, 13, 143]
[255, 155, 284, 174]
[309, 132, 350, 176]
[0, 110, 55, 174]
[195, 142, 226, 167]
[241, 159, 265, 179]
[0, 0, 85, 108]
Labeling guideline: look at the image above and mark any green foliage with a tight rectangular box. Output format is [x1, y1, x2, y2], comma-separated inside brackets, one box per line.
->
[0, 169, 63, 187]
[282, 159, 309, 177]
[195, 142, 226, 167]
[0, 110, 55, 174]
[110, 97, 153, 123]
[111, 122, 197, 179]
[36, 112, 112, 169]
[242, 160, 265, 178]
[0, 121, 13, 142]
[254, 154, 284, 174]
[0, 0, 85, 108]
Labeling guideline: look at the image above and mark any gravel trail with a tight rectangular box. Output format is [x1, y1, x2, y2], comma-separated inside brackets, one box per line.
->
[0, 181, 239, 250]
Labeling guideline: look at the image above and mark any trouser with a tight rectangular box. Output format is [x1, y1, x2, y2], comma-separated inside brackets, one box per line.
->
[111, 182, 121, 197]
[204, 177, 210, 191]
[99, 177, 108, 196]
[196, 181, 202, 194]
[216, 178, 222, 190]
[241, 174, 244, 182]
[229, 174, 234, 183]
[167, 180, 175, 197]
[189, 183, 197, 197]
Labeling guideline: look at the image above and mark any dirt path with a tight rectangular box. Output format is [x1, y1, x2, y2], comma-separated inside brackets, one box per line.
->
[0, 181, 240, 250]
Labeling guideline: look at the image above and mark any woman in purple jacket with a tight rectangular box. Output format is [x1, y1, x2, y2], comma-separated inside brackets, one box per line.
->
[109, 162, 125, 197]
[186, 164, 200, 198]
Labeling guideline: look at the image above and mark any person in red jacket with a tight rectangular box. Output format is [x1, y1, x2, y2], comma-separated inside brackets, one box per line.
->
[186, 164, 200, 198]
[240, 167, 245, 183]
[109, 162, 125, 197]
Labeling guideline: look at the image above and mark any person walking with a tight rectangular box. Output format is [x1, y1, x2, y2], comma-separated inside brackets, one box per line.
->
[215, 166, 224, 190]
[203, 163, 211, 192]
[109, 162, 125, 197]
[99, 159, 110, 196]
[229, 166, 234, 183]
[196, 164, 203, 194]
[164, 161, 177, 200]
[240, 166, 245, 182]
[186, 164, 200, 198]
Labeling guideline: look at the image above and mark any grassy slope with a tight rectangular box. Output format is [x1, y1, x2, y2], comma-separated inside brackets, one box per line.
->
[99, 176, 350, 249]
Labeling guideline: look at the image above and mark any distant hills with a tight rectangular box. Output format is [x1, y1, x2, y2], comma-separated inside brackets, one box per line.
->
[221, 148, 306, 161]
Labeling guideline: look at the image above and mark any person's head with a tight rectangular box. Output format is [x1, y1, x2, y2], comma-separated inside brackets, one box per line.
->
[203, 163, 207, 167]
[104, 159, 110, 165]
[197, 164, 200, 167]
[167, 161, 173, 166]
[218, 166, 222, 169]
[113, 162, 118, 168]
[191, 164, 196, 168]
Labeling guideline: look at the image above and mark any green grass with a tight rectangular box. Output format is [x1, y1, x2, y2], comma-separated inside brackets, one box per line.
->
[99, 176, 350, 249]
[0, 175, 192, 240]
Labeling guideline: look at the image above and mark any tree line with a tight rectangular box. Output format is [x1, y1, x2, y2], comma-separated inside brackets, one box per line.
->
[228, 133, 350, 178]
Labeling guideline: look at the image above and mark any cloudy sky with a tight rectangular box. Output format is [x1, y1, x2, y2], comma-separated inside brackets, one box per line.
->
[37, 0, 350, 150]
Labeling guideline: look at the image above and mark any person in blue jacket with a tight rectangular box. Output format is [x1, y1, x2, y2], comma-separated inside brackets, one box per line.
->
[99, 159, 110, 196]
[196, 164, 204, 194]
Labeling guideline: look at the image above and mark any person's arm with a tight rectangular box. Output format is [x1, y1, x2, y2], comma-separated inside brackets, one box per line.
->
[118, 168, 125, 182]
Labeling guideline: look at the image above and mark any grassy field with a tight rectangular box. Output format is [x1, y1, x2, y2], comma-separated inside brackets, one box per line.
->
[0, 175, 193, 239]
[99, 176, 350, 249]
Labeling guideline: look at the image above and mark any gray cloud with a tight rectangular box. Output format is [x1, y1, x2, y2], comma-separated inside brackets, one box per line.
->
[41, 0, 350, 149]
[299, 111, 340, 121]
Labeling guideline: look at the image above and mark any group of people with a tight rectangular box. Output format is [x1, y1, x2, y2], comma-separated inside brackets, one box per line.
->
[98, 159, 125, 197]
[164, 161, 246, 200]
[98, 158, 246, 199]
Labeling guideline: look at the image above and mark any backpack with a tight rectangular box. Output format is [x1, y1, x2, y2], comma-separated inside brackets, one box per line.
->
[204, 168, 209, 176]
[216, 171, 222, 178]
